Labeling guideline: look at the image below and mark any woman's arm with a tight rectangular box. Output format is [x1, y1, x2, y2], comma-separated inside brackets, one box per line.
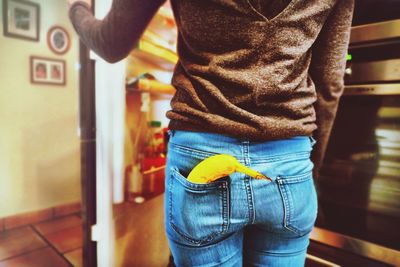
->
[68, 0, 167, 63]
[309, 0, 355, 178]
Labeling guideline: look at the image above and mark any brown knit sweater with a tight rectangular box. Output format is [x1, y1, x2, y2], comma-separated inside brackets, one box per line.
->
[69, 0, 354, 175]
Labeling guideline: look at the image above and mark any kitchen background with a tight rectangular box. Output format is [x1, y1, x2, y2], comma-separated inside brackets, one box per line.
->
[0, 0, 399, 267]
[0, 0, 82, 266]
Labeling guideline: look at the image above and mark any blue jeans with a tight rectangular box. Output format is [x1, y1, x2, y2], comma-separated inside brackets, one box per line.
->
[164, 130, 318, 267]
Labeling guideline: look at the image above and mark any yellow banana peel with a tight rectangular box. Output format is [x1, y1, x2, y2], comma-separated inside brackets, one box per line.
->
[187, 154, 272, 184]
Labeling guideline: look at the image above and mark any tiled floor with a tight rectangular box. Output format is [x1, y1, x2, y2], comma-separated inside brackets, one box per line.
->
[114, 194, 170, 267]
[0, 215, 82, 267]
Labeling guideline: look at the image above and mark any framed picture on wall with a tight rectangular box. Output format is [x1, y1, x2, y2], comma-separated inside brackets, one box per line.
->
[30, 56, 66, 86]
[47, 26, 71, 55]
[2, 0, 40, 41]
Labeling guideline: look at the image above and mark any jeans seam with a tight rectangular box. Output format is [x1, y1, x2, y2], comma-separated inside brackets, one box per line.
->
[168, 129, 175, 137]
[169, 143, 217, 157]
[168, 169, 174, 240]
[279, 171, 312, 183]
[170, 223, 219, 245]
[247, 247, 308, 257]
[169, 174, 229, 245]
[172, 166, 226, 190]
[277, 177, 306, 236]
[277, 178, 288, 229]
[277, 178, 297, 235]
[251, 152, 311, 163]
[242, 141, 255, 225]
[248, 146, 256, 225]
[309, 136, 317, 146]
[222, 181, 229, 233]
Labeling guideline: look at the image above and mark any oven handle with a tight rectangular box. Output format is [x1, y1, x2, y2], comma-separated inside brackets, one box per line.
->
[350, 19, 400, 45]
[344, 83, 400, 95]
[310, 227, 400, 266]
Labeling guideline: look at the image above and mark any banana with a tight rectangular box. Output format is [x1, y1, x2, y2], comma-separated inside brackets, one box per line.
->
[187, 154, 272, 184]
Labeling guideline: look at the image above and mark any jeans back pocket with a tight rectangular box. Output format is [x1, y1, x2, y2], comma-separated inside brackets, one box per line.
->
[168, 167, 230, 246]
[276, 171, 318, 236]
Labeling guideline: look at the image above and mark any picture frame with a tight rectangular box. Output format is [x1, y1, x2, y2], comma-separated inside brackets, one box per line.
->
[47, 26, 71, 55]
[30, 56, 66, 86]
[2, 0, 40, 41]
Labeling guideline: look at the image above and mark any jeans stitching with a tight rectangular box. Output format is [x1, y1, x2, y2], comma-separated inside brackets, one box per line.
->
[277, 179, 288, 228]
[242, 141, 255, 225]
[286, 183, 297, 234]
[277, 178, 299, 235]
[222, 181, 230, 233]
[168, 129, 175, 137]
[170, 143, 217, 157]
[247, 142, 257, 225]
[251, 152, 311, 163]
[166, 132, 317, 260]
[168, 172, 229, 245]
[170, 223, 219, 245]
[277, 176, 312, 236]
[172, 167, 226, 190]
[309, 136, 317, 146]
[279, 171, 312, 184]
[171, 142, 310, 163]
[168, 168, 174, 239]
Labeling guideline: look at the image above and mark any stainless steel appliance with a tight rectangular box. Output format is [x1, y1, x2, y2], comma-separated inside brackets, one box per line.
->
[307, 6, 400, 266]
[351, 0, 400, 27]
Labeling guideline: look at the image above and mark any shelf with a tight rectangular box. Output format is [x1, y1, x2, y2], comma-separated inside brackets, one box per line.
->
[126, 78, 175, 96]
[126, 3, 177, 97]
[136, 39, 178, 64]
[126, 87, 175, 97]
[128, 3, 178, 70]
[142, 30, 176, 53]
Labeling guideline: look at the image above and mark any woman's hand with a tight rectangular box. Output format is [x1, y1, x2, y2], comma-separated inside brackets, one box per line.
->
[67, 0, 91, 10]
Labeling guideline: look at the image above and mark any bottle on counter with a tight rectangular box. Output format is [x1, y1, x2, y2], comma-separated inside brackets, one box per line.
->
[141, 121, 167, 197]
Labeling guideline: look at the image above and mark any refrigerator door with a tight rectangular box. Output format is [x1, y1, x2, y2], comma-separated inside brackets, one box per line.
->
[92, 1, 127, 267]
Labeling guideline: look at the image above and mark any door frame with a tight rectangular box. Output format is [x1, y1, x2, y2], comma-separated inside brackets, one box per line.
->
[78, 4, 97, 265]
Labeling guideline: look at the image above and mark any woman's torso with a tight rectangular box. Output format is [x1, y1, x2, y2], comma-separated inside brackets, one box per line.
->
[167, 0, 337, 140]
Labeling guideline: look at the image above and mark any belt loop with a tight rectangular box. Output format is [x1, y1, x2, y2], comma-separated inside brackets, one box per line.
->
[168, 129, 175, 137]
[309, 136, 317, 147]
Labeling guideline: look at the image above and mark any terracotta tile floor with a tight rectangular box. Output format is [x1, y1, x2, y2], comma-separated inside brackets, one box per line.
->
[114, 194, 170, 267]
[0, 215, 82, 267]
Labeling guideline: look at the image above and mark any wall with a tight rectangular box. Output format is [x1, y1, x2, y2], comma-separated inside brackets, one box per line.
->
[0, 0, 80, 217]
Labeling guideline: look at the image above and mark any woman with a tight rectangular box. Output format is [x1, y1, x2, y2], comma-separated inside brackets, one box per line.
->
[68, 0, 354, 265]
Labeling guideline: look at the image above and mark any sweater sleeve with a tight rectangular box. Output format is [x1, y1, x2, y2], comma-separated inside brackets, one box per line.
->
[309, 0, 354, 178]
[68, 0, 167, 63]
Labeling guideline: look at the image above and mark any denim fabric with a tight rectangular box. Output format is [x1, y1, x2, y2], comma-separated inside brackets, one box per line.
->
[164, 130, 318, 267]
